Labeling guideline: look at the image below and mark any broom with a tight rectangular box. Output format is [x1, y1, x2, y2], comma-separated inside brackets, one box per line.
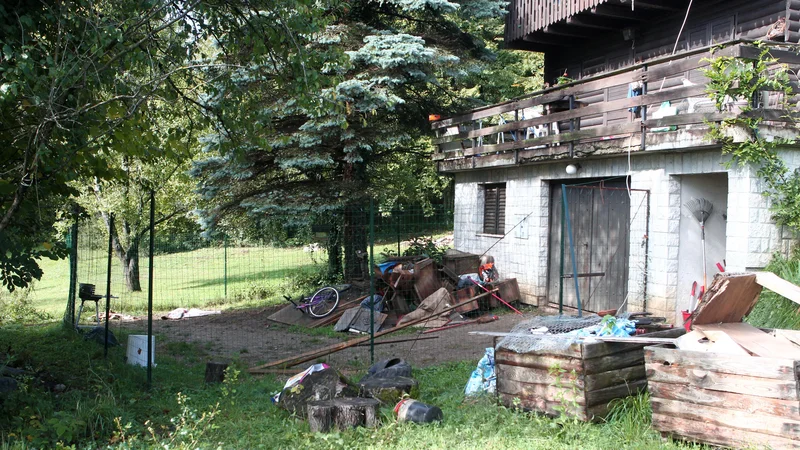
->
[685, 198, 714, 291]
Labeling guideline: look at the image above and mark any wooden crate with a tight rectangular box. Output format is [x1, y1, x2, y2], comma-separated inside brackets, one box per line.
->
[495, 328, 685, 421]
[645, 345, 800, 449]
[442, 250, 480, 276]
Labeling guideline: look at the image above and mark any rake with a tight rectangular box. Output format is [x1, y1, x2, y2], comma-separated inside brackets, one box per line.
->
[685, 198, 714, 291]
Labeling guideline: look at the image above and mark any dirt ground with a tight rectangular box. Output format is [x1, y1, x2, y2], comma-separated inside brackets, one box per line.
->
[115, 302, 533, 372]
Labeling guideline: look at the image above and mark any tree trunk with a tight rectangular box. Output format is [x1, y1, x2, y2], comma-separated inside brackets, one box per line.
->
[122, 247, 142, 292]
[343, 204, 367, 280]
[327, 223, 343, 279]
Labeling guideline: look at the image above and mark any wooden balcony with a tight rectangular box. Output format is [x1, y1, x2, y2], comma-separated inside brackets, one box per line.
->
[430, 42, 800, 173]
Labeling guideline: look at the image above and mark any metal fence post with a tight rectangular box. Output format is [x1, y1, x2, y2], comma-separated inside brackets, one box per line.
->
[66, 205, 79, 327]
[223, 234, 228, 298]
[369, 198, 375, 364]
[104, 214, 113, 358]
[147, 189, 155, 389]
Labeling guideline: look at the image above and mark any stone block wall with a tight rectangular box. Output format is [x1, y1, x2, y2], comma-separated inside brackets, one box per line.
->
[452, 147, 799, 323]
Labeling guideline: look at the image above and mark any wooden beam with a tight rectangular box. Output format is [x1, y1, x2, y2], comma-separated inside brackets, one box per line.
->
[755, 271, 800, 305]
[522, 33, 575, 47]
[590, 4, 647, 21]
[542, 24, 596, 39]
[615, 0, 685, 11]
[565, 16, 617, 31]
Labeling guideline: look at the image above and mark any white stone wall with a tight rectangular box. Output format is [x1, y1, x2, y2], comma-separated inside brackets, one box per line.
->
[452, 148, 799, 323]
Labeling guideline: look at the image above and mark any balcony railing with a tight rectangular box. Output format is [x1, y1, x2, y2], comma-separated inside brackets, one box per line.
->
[430, 41, 800, 172]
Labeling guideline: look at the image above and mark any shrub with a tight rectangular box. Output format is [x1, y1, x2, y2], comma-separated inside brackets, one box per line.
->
[745, 251, 800, 330]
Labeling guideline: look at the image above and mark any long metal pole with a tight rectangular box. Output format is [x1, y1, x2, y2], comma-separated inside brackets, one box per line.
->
[369, 199, 375, 365]
[147, 190, 155, 388]
[67, 205, 79, 327]
[558, 186, 565, 315]
[562, 185, 583, 317]
[104, 214, 113, 358]
[223, 235, 228, 298]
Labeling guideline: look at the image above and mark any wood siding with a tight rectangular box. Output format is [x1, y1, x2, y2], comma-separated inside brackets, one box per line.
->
[506, 0, 610, 42]
[542, 0, 788, 83]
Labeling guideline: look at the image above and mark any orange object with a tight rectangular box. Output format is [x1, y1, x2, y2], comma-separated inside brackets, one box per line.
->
[428, 114, 441, 121]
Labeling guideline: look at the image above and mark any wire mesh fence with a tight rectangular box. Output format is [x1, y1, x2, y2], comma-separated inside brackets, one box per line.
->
[33, 177, 654, 387]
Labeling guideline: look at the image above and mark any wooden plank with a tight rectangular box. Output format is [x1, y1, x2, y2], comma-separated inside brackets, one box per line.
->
[755, 271, 800, 306]
[498, 362, 586, 389]
[249, 289, 497, 371]
[582, 347, 646, 375]
[497, 377, 586, 405]
[581, 327, 686, 359]
[495, 350, 583, 372]
[585, 379, 647, 407]
[645, 346, 798, 380]
[652, 397, 800, 441]
[497, 392, 587, 420]
[694, 323, 800, 360]
[677, 328, 751, 356]
[652, 413, 800, 450]
[648, 381, 800, 418]
[412, 258, 439, 302]
[309, 297, 367, 328]
[645, 361, 799, 400]
[778, 329, 800, 347]
[691, 273, 763, 325]
[584, 365, 646, 391]
[266, 303, 318, 327]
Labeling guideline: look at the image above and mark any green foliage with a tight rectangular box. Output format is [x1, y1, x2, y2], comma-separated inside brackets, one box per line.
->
[232, 283, 276, 303]
[0, 284, 52, 325]
[382, 235, 450, 264]
[746, 252, 800, 329]
[703, 44, 800, 229]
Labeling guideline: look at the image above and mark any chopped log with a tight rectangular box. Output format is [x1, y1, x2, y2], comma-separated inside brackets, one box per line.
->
[308, 398, 380, 432]
[204, 361, 228, 384]
[358, 376, 419, 404]
[249, 289, 497, 372]
[278, 368, 358, 417]
[307, 400, 335, 433]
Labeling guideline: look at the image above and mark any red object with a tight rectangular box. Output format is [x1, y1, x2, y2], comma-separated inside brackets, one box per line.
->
[681, 310, 693, 331]
[716, 262, 725, 272]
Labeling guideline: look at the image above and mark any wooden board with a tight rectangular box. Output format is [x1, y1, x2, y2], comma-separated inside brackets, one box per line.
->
[413, 259, 439, 302]
[648, 381, 800, 418]
[691, 273, 763, 325]
[497, 377, 586, 406]
[652, 413, 800, 450]
[495, 350, 583, 373]
[497, 392, 587, 421]
[674, 329, 750, 356]
[583, 365, 646, 392]
[755, 271, 800, 306]
[266, 304, 318, 327]
[694, 322, 800, 360]
[645, 346, 798, 380]
[645, 358, 799, 400]
[652, 397, 800, 441]
[585, 379, 647, 407]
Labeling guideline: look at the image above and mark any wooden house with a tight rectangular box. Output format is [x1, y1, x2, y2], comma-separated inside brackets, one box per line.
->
[431, 0, 800, 324]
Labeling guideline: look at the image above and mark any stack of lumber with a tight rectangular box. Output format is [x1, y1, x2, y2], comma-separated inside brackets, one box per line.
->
[495, 328, 684, 422]
[646, 272, 800, 449]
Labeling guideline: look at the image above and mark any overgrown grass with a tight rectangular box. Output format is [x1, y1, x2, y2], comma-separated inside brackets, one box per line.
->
[746, 252, 800, 330]
[0, 323, 702, 449]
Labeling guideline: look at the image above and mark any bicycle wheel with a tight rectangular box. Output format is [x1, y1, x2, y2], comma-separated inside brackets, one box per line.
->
[307, 286, 340, 318]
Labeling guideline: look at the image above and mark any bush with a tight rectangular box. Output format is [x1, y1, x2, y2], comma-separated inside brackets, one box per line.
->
[0, 285, 53, 325]
[232, 283, 276, 302]
[745, 252, 800, 330]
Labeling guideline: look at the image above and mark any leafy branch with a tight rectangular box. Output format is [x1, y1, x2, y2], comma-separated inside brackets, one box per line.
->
[703, 43, 800, 229]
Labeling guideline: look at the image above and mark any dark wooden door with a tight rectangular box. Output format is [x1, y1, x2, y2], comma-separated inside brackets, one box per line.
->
[547, 181, 631, 313]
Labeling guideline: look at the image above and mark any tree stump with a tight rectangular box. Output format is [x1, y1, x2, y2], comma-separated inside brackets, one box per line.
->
[204, 362, 228, 383]
[358, 376, 419, 404]
[307, 398, 380, 432]
[279, 368, 358, 417]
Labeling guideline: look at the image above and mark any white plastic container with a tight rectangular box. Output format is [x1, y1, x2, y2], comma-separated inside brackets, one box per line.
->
[126, 335, 155, 367]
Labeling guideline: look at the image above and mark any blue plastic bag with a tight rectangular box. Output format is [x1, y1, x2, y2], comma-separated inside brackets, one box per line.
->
[465, 347, 496, 396]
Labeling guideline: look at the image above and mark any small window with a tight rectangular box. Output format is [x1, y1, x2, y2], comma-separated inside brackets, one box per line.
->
[483, 183, 506, 235]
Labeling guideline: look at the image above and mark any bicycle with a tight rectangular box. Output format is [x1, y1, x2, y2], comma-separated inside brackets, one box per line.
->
[283, 286, 340, 318]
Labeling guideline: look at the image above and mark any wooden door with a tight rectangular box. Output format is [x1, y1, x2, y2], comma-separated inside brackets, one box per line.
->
[547, 180, 632, 313]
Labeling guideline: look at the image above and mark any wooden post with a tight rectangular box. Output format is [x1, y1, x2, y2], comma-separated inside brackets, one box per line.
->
[204, 362, 228, 383]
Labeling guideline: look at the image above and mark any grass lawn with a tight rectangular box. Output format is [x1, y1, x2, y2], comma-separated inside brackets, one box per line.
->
[0, 324, 703, 450]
